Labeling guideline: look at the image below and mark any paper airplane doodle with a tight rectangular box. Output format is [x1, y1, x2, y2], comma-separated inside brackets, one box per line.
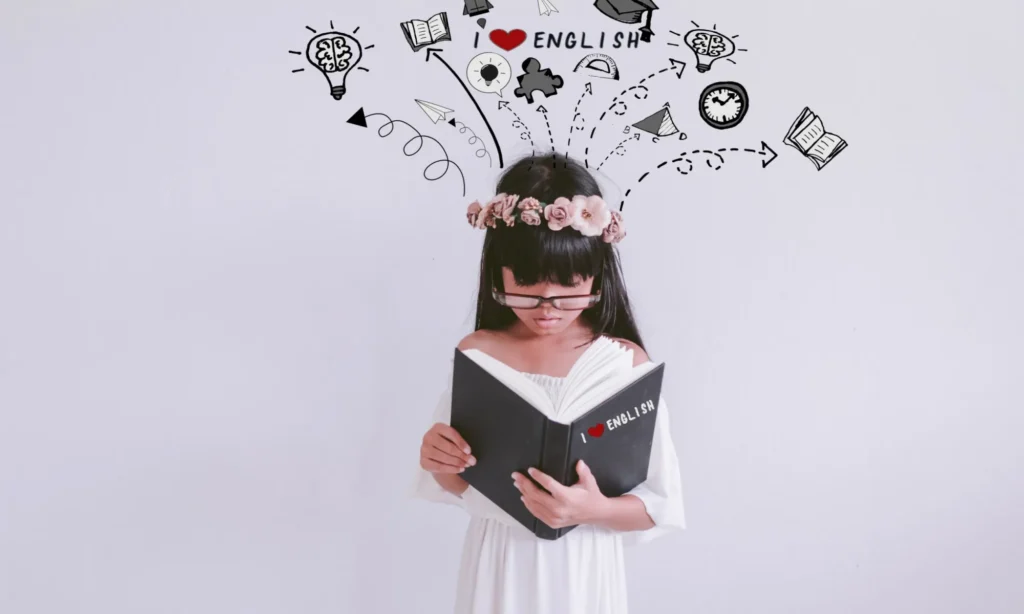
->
[632, 104, 680, 138]
[415, 99, 455, 124]
[538, 0, 559, 16]
[574, 53, 619, 80]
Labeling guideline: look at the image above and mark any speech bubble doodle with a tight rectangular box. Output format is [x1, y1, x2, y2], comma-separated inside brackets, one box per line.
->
[467, 51, 512, 97]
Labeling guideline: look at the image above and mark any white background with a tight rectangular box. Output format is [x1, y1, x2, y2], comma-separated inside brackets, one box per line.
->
[1, 0, 1022, 612]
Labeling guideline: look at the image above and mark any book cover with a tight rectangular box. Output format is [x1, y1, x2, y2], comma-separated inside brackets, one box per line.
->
[450, 348, 665, 540]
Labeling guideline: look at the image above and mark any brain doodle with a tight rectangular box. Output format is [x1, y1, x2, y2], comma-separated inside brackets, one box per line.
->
[687, 31, 728, 57]
[314, 35, 353, 72]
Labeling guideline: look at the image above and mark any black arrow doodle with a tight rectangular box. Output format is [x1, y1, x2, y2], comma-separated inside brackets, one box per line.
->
[584, 59, 686, 169]
[498, 100, 535, 149]
[425, 47, 504, 168]
[534, 105, 556, 168]
[348, 107, 467, 196]
[618, 141, 777, 211]
[566, 82, 593, 153]
[452, 120, 493, 167]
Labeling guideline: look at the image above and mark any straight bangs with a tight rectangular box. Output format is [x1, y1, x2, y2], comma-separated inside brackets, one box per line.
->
[488, 224, 607, 291]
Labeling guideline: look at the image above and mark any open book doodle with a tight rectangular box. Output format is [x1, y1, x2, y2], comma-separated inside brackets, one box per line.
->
[783, 107, 847, 170]
[400, 12, 452, 52]
[450, 337, 666, 540]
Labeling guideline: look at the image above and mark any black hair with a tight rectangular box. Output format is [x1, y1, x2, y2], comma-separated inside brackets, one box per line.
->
[473, 152, 645, 350]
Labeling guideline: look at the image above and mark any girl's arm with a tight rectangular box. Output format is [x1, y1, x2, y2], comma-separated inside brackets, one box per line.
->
[588, 494, 655, 531]
[433, 472, 470, 496]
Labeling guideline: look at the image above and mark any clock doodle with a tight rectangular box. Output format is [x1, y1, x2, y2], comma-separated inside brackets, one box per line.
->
[698, 81, 748, 130]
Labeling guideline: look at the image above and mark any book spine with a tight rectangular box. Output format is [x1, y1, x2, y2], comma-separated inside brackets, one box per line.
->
[534, 419, 571, 540]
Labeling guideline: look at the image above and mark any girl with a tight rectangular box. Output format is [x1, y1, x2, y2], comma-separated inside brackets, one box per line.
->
[413, 153, 685, 614]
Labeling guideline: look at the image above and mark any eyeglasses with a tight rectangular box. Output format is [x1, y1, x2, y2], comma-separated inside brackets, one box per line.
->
[492, 290, 601, 310]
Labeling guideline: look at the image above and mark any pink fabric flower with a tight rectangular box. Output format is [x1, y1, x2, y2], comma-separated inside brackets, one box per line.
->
[602, 210, 626, 243]
[543, 197, 576, 231]
[571, 195, 612, 237]
[487, 193, 520, 226]
[520, 208, 542, 225]
[518, 197, 541, 211]
[466, 201, 484, 227]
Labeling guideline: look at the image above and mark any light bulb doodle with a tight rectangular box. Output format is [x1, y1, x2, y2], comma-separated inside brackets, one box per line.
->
[467, 52, 512, 97]
[290, 23, 372, 100]
[668, 22, 747, 73]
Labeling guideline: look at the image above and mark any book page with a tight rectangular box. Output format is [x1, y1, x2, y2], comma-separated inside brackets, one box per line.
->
[427, 13, 449, 41]
[807, 132, 844, 161]
[794, 116, 825, 152]
[408, 20, 430, 45]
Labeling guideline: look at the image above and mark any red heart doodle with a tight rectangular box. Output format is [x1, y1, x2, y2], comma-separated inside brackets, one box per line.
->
[489, 29, 527, 52]
[587, 423, 605, 438]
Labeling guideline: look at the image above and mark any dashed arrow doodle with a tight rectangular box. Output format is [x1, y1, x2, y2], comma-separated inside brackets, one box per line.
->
[566, 82, 593, 153]
[585, 58, 686, 168]
[498, 100, 535, 149]
[618, 141, 777, 211]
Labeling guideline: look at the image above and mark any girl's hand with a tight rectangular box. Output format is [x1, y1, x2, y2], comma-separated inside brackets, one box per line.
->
[420, 422, 476, 474]
[512, 460, 608, 529]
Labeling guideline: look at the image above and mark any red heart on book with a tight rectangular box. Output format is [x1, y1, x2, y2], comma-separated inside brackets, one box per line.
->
[587, 423, 605, 438]
[489, 29, 527, 51]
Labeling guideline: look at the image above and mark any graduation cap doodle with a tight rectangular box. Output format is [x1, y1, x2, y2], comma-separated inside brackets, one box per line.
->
[463, 0, 494, 17]
[593, 0, 658, 43]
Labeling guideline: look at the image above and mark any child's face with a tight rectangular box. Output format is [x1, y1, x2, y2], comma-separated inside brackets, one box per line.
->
[500, 268, 596, 336]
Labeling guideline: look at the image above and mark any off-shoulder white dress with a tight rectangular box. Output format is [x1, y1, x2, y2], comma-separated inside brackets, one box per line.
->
[412, 337, 685, 614]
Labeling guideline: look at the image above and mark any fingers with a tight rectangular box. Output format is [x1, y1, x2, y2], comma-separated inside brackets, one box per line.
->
[420, 444, 467, 473]
[512, 472, 560, 517]
[525, 467, 566, 498]
[434, 423, 472, 456]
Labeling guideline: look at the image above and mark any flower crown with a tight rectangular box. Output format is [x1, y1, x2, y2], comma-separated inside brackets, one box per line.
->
[465, 193, 626, 244]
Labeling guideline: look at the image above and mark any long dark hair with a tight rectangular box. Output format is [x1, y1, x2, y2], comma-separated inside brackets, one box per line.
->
[473, 152, 645, 350]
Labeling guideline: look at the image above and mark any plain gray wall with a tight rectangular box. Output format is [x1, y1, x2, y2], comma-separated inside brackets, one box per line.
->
[1, 0, 1022, 612]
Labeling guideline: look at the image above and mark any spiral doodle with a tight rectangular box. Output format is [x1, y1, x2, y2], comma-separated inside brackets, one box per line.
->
[609, 86, 650, 116]
[364, 112, 466, 196]
[455, 121, 493, 167]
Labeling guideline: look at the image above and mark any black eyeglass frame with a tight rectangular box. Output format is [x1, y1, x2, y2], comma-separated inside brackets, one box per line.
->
[491, 289, 602, 310]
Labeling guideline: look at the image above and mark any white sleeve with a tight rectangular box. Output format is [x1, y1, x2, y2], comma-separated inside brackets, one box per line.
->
[621, 395, 686, 546]
[409, 366, 470, 510]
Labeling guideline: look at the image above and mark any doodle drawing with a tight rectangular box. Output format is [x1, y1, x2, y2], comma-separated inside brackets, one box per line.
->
[671, 23, 747, 73]
[347, 107, 466, 196]
[513, 58, 564, 104]
[632, 103, 680, 138]
[467, 52, 513, 97]
[426, 48, 505, 168]
[574, 53, 620, 80]
[416, 99, 455, 124]
[783, 107, 847, 170]
[538, 0, 559, 16]
[292, 24, 369, 101]
[698, 81, 748, 130]
[593, 0, 658, 43]
[477, 18, 487, 28]
[454, 120, 493, 167]
[400, 12, 452, 52]
[463, 0, 493, 16]
[489, 29, 528, 52]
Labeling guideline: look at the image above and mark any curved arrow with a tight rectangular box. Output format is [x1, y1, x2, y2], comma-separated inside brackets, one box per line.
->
[426, 48, 504, 168]
[618, 141, 776, 211]
[584, 59, 686, 168]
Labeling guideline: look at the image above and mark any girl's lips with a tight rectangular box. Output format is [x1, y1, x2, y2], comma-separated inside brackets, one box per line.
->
[534, 316, 561, 328]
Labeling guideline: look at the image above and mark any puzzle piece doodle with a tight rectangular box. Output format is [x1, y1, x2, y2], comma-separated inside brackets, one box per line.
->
[513, 58, 564, 104]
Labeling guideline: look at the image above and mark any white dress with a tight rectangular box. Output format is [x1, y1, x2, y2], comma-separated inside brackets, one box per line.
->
[412, 339, 686, 614]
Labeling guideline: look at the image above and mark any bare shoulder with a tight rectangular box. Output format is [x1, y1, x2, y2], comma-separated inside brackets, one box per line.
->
[612, 337, 651, 367]
[457, 329, 498, 353]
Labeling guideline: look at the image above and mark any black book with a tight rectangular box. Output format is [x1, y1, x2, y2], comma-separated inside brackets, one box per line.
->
[450, 348, 666, 540]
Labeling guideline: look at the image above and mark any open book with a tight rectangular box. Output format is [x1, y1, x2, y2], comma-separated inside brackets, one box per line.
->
[783, 107, 847, 170]
[400, 12, 451, 52]
[451, 340, 666, 540]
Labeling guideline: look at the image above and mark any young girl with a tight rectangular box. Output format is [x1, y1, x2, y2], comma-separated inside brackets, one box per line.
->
[413, 153, 685, 614]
